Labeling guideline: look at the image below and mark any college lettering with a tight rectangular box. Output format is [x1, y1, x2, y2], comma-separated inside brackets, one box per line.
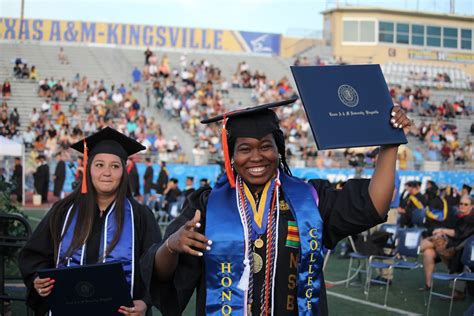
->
[306, 228, 319, 311]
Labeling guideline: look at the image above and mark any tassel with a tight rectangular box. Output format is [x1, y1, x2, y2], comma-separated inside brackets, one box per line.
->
[237, 258, 250, 291]
[221, 117, 236, 188]
[81, 139, 88, 194]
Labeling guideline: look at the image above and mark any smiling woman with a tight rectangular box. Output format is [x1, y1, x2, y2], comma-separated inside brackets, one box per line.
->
[18, 127, 161, 316]
[142, 98, 411, 316]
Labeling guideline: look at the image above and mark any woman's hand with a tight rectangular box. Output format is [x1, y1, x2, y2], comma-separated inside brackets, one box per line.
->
[118, 300, 147, 316]
[389, 105, 412, 135]
[167, 210, 212, 257]
[33, 276, 55, 297]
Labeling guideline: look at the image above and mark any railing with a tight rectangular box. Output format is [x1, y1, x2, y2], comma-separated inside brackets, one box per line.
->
[0, 212, 33, 315]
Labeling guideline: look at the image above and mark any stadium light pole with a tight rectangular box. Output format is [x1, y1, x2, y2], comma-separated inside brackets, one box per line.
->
[20, 0, 25, 41]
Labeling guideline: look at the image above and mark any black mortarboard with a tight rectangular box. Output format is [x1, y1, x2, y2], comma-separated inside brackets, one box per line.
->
[70, 127, 145, 160]
[70, 127, 145, 194]
[201, 98, 297, 187]
[463, 184, 472, 194]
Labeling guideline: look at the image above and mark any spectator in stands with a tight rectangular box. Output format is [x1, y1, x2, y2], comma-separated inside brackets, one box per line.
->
[41, 99, 51, 114]
[2, 80, 11, 99]
[30, 65, 38, 80]
[9, 107, 20, 127]
[38, 78, 50, 97]
[132, 66, 141, 90]
[57, 47, 69, 64]
[144, 47, 153, 65]
[20, 64, 30, 79]
[22, 126, 35, 149]
[420, 195, 473, 295]
[30, 108, 40, 124]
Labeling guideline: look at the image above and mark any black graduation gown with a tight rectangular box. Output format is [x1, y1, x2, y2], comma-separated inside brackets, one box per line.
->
[18, 198, 161, 316]
[156, 169, 169, 195]
[141, 178, 385, 316]
[12, 164, 22, 202]
[399, 192, 425, 227]
[129, 164, 140, 197]
[53, 161, 66, 197]
[33, 164, 50, 203]
[144, 166, 154, 194]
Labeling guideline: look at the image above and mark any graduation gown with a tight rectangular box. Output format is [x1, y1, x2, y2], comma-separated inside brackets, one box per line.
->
[141, 178, 385, 316]
[33, 164, 50, 203]
[12, 164, 22, 202]
[129, 164, 140, 197]
[19, 198, 161, 315]
[53, 161, 66, 197]
[144, 166, 154, 194]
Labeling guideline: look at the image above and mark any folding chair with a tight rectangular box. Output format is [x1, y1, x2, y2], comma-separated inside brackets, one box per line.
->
[427, 236, 474, 316]
[346, 224, 399, 289]
[366, 228, 423, 306]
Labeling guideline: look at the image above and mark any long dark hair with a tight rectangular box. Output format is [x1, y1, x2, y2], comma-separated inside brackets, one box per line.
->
[50, 155, 131, 263]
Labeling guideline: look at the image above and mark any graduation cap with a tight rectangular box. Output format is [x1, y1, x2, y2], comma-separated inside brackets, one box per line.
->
[463, 184, 472, 194]
[201, 97, 298, 188]
[70, 126, 145, 194]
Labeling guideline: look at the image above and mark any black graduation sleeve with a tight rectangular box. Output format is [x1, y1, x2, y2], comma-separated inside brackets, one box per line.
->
[18, 206, 57, 315]
[140, 187, 210, 316]
[309, 178, 387, 249]
[132, 202, 162, 309]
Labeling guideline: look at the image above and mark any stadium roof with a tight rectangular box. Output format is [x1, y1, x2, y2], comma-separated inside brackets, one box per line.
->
[321, 6, 473, 22]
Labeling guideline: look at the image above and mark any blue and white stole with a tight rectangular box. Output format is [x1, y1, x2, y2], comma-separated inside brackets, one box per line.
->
[56, 199, 135, 297]
[204, 172, 324, 315]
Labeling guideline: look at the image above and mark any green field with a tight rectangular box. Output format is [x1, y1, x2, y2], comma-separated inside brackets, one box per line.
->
[4, 209, 473, 315]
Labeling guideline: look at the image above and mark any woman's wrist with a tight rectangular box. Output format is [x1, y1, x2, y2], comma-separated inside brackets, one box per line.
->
[165, 237, 177, 255]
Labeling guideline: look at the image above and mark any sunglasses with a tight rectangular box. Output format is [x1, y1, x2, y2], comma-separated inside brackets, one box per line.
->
[459, 203, 471, 206]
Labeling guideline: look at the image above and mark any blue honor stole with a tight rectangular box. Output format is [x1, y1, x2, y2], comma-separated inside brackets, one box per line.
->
[56, 199, 135, 296]
[204, 173, 324, 315]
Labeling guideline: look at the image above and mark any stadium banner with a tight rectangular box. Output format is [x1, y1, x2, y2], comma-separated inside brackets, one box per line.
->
[0, 17, 281, 54]
[62, 163, 473, 195]
[408, 49, 474, 64]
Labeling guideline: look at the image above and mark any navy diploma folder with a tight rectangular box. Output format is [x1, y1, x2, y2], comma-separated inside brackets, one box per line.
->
[291, 64, 407, 150]
[38, 262, 133, 316]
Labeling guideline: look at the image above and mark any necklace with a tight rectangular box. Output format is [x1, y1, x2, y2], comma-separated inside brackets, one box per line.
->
[237, 175, 280, 315]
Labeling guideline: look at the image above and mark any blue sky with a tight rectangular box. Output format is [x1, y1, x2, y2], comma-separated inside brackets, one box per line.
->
[1, 0, 473, 35]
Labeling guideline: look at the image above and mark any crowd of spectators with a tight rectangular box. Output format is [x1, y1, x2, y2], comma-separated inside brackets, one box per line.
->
[2, 48, 473, 171]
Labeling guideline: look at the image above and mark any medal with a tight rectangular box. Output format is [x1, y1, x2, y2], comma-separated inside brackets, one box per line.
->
[279, 200, 290, 211]
[252, 252, 263, 274]
[254, 238, 264, 249]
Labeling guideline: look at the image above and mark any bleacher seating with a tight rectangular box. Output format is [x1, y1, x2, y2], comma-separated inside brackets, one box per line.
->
[1, 42, 473, 170]
[382, 62, 471, 90]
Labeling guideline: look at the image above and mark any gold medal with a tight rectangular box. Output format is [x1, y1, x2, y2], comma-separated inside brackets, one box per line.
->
[279, 200, 290, 211]
[252, 252, 263, 274]
[254, 238, 264, 249]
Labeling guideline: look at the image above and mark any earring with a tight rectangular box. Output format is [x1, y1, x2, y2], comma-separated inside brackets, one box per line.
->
[231, 158, 235, 172]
